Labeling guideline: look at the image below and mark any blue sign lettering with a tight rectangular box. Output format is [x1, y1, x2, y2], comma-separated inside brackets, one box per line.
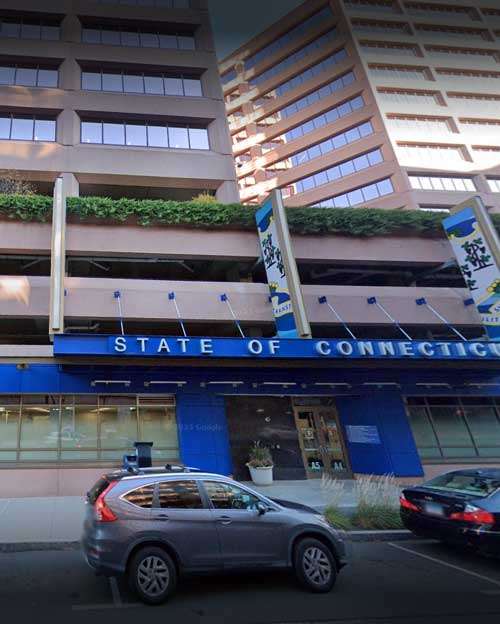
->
[53, 335, 500, 361]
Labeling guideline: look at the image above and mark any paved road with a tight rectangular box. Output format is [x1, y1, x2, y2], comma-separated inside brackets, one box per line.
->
[1, 540, 499, 623]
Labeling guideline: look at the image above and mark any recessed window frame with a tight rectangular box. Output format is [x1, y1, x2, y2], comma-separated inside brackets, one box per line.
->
[0, 63, 59, 88]
[81, 67, 203, 97]
[81, 24, 196, 50]
[80, 117, 210, 150]
[0, 113, 56, 142]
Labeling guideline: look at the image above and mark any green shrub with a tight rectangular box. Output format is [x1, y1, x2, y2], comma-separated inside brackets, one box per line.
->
[0, 193, 499, 239]
[324, 506, 352, 530]
[0, 193, 52, 221]
[351, 503, 404, 530]
[247, 441, 273, 468]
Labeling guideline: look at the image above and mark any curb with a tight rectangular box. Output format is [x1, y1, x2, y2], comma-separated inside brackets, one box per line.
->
[0, 541, 80, 553]
[346, 529, 414, 542]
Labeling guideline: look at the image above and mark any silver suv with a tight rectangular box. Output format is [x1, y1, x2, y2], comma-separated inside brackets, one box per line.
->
[82, 467, 347, 605]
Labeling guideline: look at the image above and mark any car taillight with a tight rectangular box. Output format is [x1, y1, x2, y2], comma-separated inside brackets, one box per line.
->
[449, 504, 494, 526]
[95, 482, 118, 522]
[400, 494, 420, 512]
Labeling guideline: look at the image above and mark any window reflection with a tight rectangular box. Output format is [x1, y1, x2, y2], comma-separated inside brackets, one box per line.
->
[407, 397, 500, 460]
[81, 119, 209, 149]
[20, 395, 60, 450]
[0, 395, 180, 463]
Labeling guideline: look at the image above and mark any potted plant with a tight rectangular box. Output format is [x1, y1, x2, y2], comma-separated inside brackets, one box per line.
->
[246, 441, 274, 485]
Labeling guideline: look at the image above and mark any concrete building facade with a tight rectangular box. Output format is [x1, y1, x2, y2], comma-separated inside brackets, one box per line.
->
[220, 0, 500, 212]
[0, 0, 239, 203]
[0, 0, 499, 497]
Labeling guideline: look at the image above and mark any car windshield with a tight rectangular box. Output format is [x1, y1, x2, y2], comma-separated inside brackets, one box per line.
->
[424, 472, 500, 497]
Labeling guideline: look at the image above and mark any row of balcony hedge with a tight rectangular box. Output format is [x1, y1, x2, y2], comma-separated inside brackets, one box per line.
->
[1, 193, 499, 238]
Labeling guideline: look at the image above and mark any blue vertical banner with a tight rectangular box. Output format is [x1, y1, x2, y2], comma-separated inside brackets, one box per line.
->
[443, 196, 500, 341]
[255, 191, 311, 338]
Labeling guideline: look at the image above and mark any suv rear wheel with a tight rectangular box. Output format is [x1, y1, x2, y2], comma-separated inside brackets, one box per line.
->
[293, 537, 337, 593]
[129, 546, 177, 605]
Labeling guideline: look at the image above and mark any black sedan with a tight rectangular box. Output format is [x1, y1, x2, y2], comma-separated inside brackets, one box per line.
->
[400, 468, 500, 556]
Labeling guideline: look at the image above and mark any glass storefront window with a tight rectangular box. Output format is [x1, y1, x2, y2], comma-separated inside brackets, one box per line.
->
[139, 404, 179, 458]
[406, 397, 500, 461]
[20, 395, 60, 450]
[0, 394, 179, 463]
[99, 395, 138, 451]
[0, 396, 20, 450]
[429, 406, 475, 457]
[406, 406, 440, 458]
[60, 396, 98, 452]
[463, 406, 500, 457]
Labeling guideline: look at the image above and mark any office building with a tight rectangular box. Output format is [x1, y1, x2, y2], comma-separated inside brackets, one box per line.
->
[220, 0, 500, 212]
[0, 0, 499, 495]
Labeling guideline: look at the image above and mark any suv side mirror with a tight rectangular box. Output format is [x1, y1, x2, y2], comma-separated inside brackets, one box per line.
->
[257, 502, 267, 515]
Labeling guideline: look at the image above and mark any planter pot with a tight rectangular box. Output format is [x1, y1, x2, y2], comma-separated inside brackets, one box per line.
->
[247, 464, 274, 486]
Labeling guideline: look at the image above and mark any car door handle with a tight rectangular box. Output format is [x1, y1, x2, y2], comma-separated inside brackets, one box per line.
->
[217, 515, 232, 525]
[156, 514, 169, 521]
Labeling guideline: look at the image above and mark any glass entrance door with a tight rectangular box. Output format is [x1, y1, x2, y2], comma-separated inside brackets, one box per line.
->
[292, 399, 351, 478]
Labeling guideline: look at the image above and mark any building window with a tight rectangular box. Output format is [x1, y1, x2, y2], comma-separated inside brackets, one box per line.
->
[406, 397, 500, 460]
[447, 93, 500, 114]
[436, 69, 500, 81]
[244, 5, 333, 71]
[360, 41, 419, 56]
[344, 0, 396, 13]
[398, 144, 467, 167]
[378, 88, 440, 106]
[459, 118, 500, 141]
[406, 2, 476, 19]
[251, 48, 349, 97]
[369, 64, 430, 81]
[487, 179, 500, 193]
[0, 114, 56, 142]
[277, 93, 364, 148]
[386, 115, 453, 134]
[81, 118, 209, 150]
[414, 24, 489, 41]
[279, 71, 357, 122]
[82, 68, 202, 97]
[250, 29, 338, 87]
[352, 19, 411, 35]
[82, 25, 195, 50]
[284, 121, 374, 169]
[425, 46, 497, 63]
[408, 175, 476, 192]
[0, 64, 58, 88]
[0, 394, 179, 462]
[221, 68, 237, 85]
[312, 177, 394, 208]
[294, 148, 383, 195]
[0, 17, 60, 40]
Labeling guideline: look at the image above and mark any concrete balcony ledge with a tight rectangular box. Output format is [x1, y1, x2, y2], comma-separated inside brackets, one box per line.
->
[0, 276, 479, 327]
[0, 220, 454, 263]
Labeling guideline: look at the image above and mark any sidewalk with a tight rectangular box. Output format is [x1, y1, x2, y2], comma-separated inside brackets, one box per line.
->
[0, 479, 356, 545]
[241, 479, 358, 511]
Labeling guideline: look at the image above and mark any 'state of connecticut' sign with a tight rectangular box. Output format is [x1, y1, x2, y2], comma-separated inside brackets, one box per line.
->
[54, 335, 500, 361]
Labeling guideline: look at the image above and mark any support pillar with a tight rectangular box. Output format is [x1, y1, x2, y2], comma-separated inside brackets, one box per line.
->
[216, 180, 240, 204]
[49, 173, 79, 337]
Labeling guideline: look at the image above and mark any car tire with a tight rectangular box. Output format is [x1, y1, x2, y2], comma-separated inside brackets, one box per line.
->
[293, 537, 337, 593]
[129, 546, 177, 605]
